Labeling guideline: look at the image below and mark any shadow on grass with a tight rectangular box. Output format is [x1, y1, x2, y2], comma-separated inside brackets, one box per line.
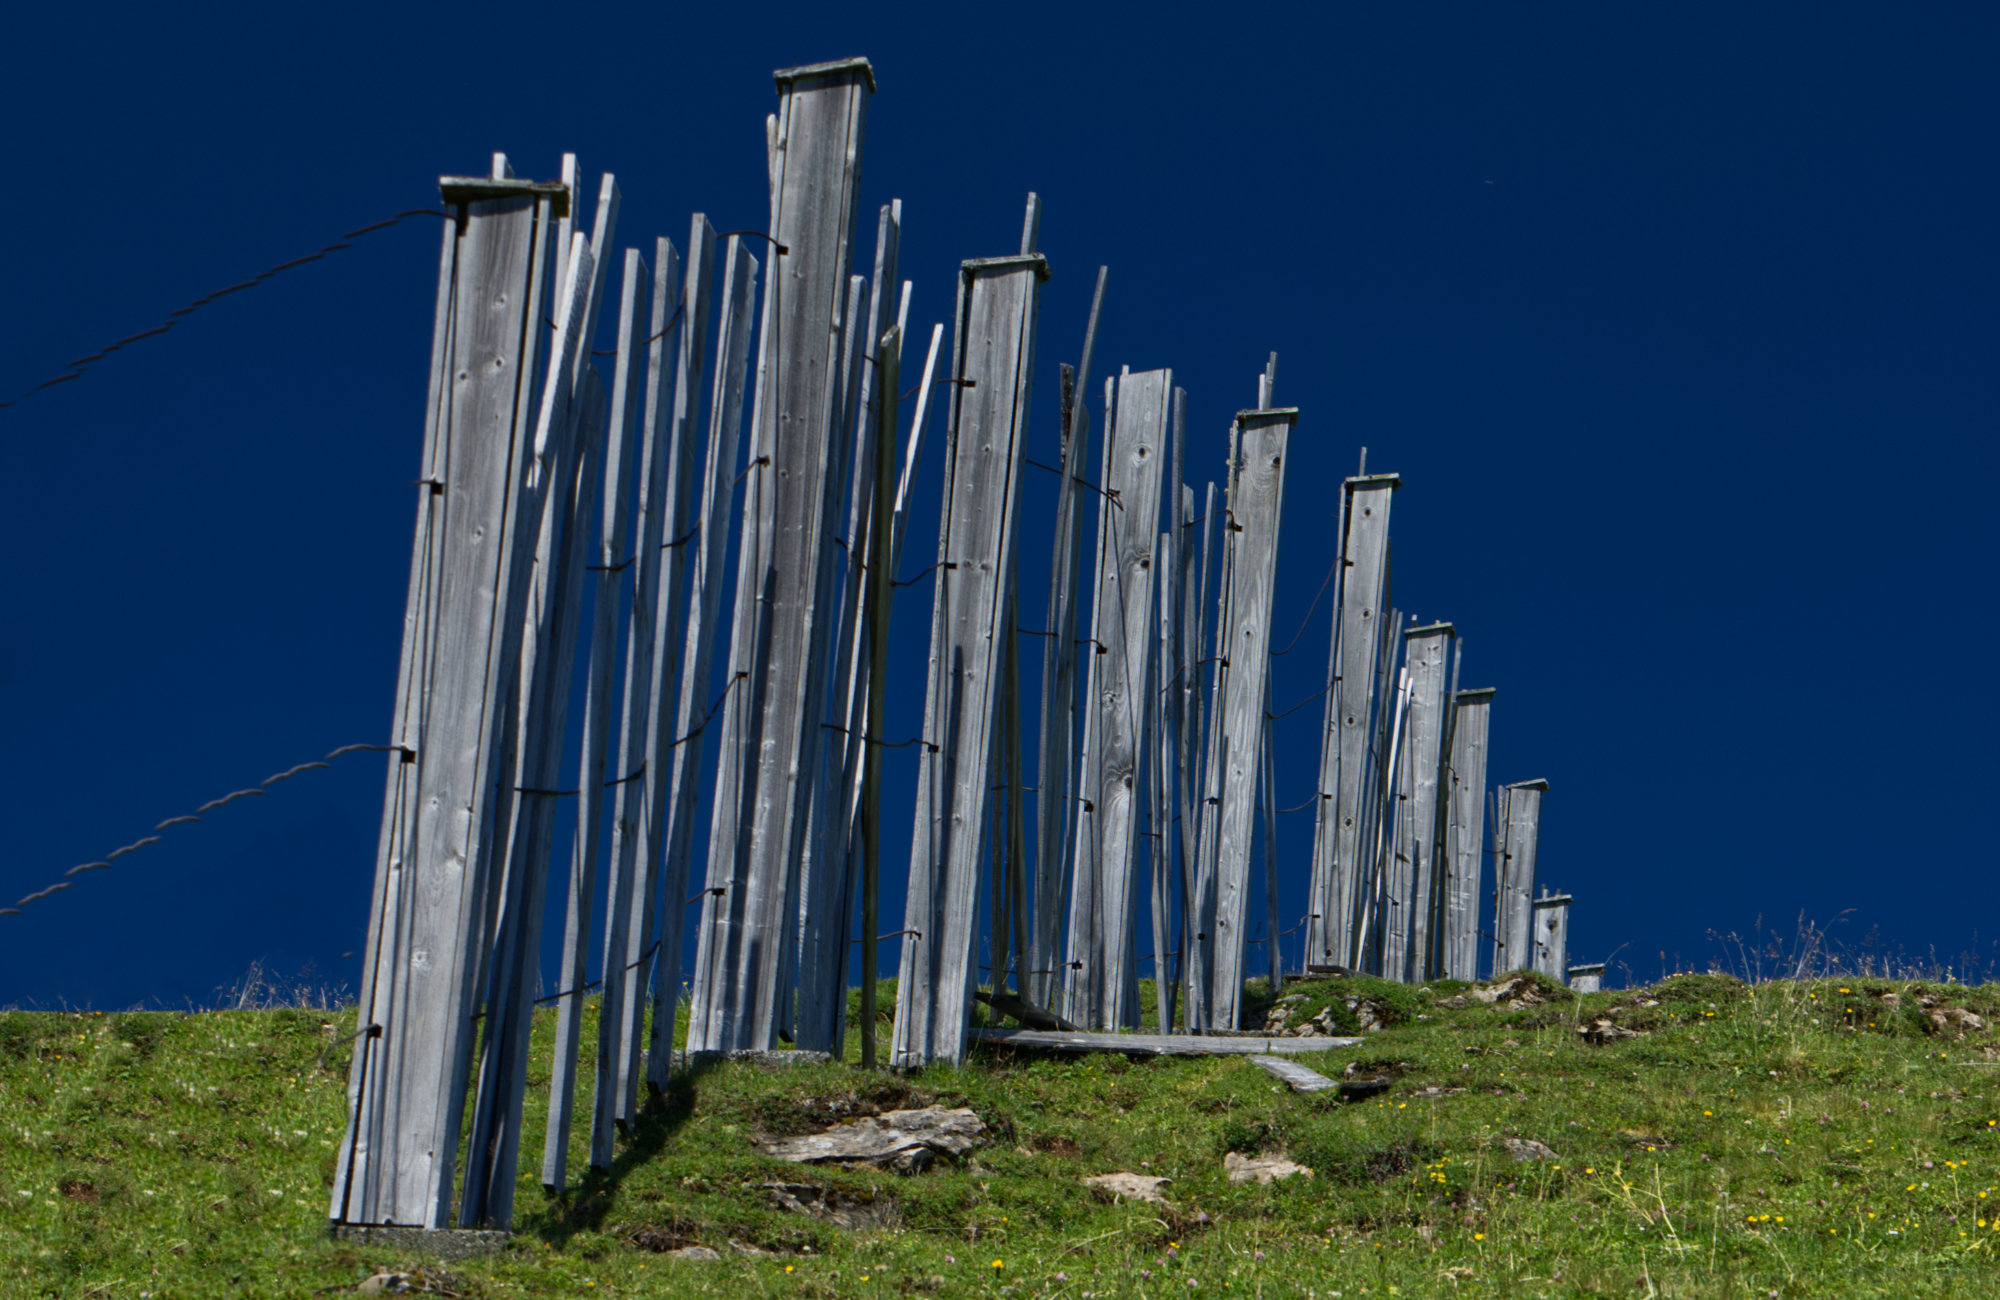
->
[531, 1055, 718, 1248]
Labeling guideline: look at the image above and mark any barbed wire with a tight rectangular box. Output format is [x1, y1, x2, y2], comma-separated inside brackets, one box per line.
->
[0, 209, 450, 412]
[1, 741, 403, 920]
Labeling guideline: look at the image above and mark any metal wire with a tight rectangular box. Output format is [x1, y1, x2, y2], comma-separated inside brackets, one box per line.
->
[2, 741, 406, 918]
[1, 209, 451, 411]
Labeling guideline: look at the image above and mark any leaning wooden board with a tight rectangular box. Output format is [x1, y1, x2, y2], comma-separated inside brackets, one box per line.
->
[970, 1028, 1361, 1057]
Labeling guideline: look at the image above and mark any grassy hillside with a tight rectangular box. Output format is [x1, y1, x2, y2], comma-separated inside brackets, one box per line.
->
[5, 972, 1999, 1298]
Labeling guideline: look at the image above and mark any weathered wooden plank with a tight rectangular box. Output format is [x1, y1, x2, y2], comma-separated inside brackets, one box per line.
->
[657, 239, 759, 1064]
[1259, 705, 1284, 989]
[892, 251, 1049, 1068]
[338, 178, 558, 1229]
[1355, 650, 1409, 976]
[1248, 1054, 1338, 1092]
[584, 213, 696, 1152]
[858, 324, 900, 1069]
[1492, 779, 1550, 975]
[1386, 622, 1453, 985]
[1440, 687, 1494, 982]
[1062, 367, 1171, 1031]
[1179, 481, 1218, 1030]
[541, 244, 648, 1194]
[1198, 407, 1296, 1029]
[969, 1028, 1361, 1057]
[332, 207, 457, 1230]
[1149, 527, 1177, 1031]
[802, 203, 903, 1055]
[1531, 890, 1571, 981]
[695, 58, 873, 1051]
[789, 269, 870, 1050]
[1306, 473, 1399, 975]
[1029, 267, 1107, 1010]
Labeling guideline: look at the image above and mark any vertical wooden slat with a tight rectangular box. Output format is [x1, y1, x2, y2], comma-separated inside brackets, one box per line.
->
[1387, 622, 1453, 985]
[541, 245, 649, 1193]
[788, 268, 868, 1048]
[337, 174, 560, 1228]
[590, 219, 688, 1158]
[1061, 367, 1170, 1030]
[1531, 891, 1571, 981]
[892, 251, 1048, 1067]
[1355, 647, 1409, 976]
[1440, 687, 1494, 982]
[1198, 406, 1296, 1028]
[1494, 779, 1550, 975]
[1259, 705, 1284, 991]
[1179, 481, 1217, 1030]
[1029, 267, 1108, 1009]
[695, 58, 874, 1051]
[1308, 473, 1399, 974]
[802, 202, 903, 1054]
[1149, 528, 1177, 1030]
[859, 324, 900, 1068]
[333, 208, 458, 1228]
[654, 240, 759, 1069]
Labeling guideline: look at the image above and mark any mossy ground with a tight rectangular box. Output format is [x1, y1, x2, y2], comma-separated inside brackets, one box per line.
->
[6, 973, 2000, 1297]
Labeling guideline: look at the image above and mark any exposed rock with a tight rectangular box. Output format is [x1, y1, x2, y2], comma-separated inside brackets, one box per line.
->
[1623, 1131, 1671, 1151]
[1929, 1007, 1986, 1038]
[1472, 978, 1546, 1009]
[1083, 1171, 1173, 1204]
[755, 1106, 987, 1172]
[1225, 1151, 1312, 1185]
[1502, 1137, 1557, 1162]
[1577, 1017, 1645, 1045]
[667, 1246, 723, 1261]
[728, 1239, 772, 1256]
[760, 1181, 902, 1231]
[357, 1276, 410, 1296]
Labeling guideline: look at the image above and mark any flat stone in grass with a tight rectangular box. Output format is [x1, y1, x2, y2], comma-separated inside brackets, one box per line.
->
[1224, 1152, 1312, 1185]
[754, 1105, 986, 1172]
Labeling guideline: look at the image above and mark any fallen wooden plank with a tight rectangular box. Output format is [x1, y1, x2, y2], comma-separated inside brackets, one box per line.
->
[969, 1028, 1361, 1057]
[1247, 1054, 1338, 1093]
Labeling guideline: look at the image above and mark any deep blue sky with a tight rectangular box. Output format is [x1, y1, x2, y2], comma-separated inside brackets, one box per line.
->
[2, 5, 1993, 1008]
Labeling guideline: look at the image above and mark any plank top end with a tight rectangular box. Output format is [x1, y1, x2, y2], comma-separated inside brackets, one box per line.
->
[438, 176, 572, 219]
[1405, 620, 1456, 638]
[1454, 686, 1498, 702]
[1531, 893, 1574, 907]
[1503, 777, 1551, 792]
[1344, 472, 1402, 489]
[1233, 406, 1299, 426]
[775, 56, 877, 93]
[961, 252, 1051, 282]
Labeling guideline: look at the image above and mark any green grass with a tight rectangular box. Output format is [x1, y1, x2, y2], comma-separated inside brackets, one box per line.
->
[6, 972, 2000, 1297]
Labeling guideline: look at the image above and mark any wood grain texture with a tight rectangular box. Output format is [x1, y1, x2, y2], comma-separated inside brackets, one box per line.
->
[802, 203, 902, 1056]
[333, 209, 458, 1229]
[1440, 688, 1494, 982]
[1307, 474, 1399, 975]
[892, 252, 1048, 1068]
[662, 240, 759, 1061]
[1531, 892, 1571, 980]
[1030, 268, 1106, 1010]
[695, 62, 871, 1051]
[1198, 407, 1296, 1029]
[541, 245, 648, 1194]
[1180, 481, 1218, 1030]
[1493, 779, 1549, 975]
[338, 184, 557, 1228]
[1387, 623, 1453, 985]
[591, 223, 685, 1159]
[1062, 367, 1170, 1031]
[1248, 1054, 1338, 1091]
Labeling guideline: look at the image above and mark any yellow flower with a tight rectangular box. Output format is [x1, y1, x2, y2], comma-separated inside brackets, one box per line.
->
[992, 1259, 1005, 1270]
[785, 1265, 795, 1273]
[1704, 1110, 1713, 1116]
[1474, 1234, 1484, 1241]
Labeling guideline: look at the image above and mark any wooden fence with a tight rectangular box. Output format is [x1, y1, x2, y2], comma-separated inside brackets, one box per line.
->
[332, 55, 1574, 1234]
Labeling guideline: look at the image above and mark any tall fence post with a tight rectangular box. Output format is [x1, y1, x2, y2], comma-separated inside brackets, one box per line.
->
[1440, 686, 1494, 982]
[1194, 404, 1295, 1029]
[1493, 778, 1550, 976]
[1386, 621, 1453, 985]
[692, 58, 874, 1051]
[1531, 889, 1571, 981]
[892, 250, 1049, 1067]
[333, 166, 565, 1230]
[1061, 367, 1170, 1031]
[1307, 472, 1399, 973]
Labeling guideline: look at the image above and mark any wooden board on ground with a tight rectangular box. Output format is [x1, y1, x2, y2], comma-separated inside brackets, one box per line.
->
[970, 1028, 1361, 1057]
[1247, 1054, 1338, 1092]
